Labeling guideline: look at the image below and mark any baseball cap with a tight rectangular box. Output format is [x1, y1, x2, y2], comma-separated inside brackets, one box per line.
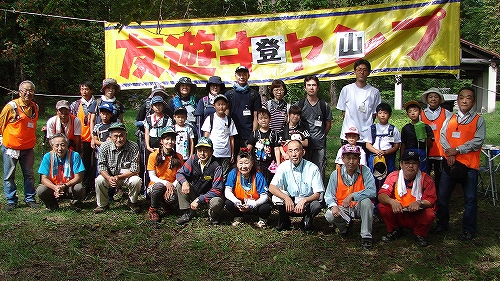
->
[235, 66, 249, 73]
[195, 137, 213, 148]
[99, 102, 114, 112]
[56, 100, 70, 110]
[174, 106, 188, 115]
[108, 122, 127, 132]
[158, 126, 177, 139]
[213, 94, 228, 103]
[403, 100, 421, 111]
[345, 127, 360, 137]
[400, 150, 420, 162]
[341, 144, 361, 155]
[372, 155, 388, 180]
[151, 96, 164, 104]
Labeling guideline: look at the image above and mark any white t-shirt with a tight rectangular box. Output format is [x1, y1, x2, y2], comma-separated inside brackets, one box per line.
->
[365, 123, 402, 150]
[46, 115, 82, 138]
[337, 83, 381, 143]
[174, 124, 195, 160]
[201, 114, 238, 158]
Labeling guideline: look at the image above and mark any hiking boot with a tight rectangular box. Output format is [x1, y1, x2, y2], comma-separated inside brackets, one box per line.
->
[126, 200, 140, 214]
[26, 201, 39, 209]
[5, 203, 16, 212]
[176, 211, 192, 225]
[255, 219, 267, 228]
[93, 205, 109, 214]
[361, 238, 373, 249]
[148, 207, 161, 223]
[301, 215, 313, 231]
[232, 217, 243, 226]
[382, 229, 402, 242]
[460, 231, 474, 241]
[414, 235, 428, 247]
[209, 215, 220, 225]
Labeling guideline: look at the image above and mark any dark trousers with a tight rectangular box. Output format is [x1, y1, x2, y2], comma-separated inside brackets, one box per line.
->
[81, 141, 95, 193]
[276, 199, 323, 223]
[225, 199, 272, 219]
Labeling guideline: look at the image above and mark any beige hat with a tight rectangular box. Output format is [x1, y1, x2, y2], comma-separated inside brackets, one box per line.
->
[420, 87, 444, 104]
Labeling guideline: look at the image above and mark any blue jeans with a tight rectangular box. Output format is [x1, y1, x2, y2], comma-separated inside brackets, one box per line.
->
[2, 146, 36, 204]
[436, 167, 478, 233]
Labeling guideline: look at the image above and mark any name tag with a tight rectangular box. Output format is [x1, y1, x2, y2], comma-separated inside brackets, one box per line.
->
[430, 123, 437, 130]
[452, 131, 461, 138]
[358, 105, 366, 113]
[243, 109, 251, 116]
[386, 136, 395, 143]
[314, 120, 322, 127]
[27, 121, 34, 128]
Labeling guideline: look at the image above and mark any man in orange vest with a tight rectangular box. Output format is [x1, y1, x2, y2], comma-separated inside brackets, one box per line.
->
[324, 145, 376, 249]
[46, 100, 82, 153]
[70, 81, 96, 195]
[0, 80, 39, 211]
[36, 133, 86, 211]
[378, 150, 437, 247]
[435, 87, 485, 241]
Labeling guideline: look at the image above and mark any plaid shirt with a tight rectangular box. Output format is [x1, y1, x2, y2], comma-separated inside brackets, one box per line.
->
[97, 139, 139, 176]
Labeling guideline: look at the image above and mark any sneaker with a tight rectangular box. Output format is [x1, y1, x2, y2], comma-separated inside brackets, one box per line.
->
[460, 231, 474, 241]
[361, 238, 373, 249]
[5, 203, 16, 212]
[232, 217, 243, 226]
[255, 219, 267, 228]
[26, 201, 39, 209]
[93, 205, 109, 214]
[209, 216, 220, 225]
[176, 212, 192, 225]
[275, 218, 291, 231]
[382, 229, 402, 242]
[148, 207, 161, 223]
[126, 200, 140, 214]
[414, 235, 428, 247]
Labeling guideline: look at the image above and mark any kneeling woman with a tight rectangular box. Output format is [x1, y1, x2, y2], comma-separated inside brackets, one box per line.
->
[225, 150, 272, 228]
[147, 127, 184, 222]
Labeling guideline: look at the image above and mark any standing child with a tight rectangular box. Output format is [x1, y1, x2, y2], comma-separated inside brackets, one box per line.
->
[401, 100, 433, 172]
[144, 96, 173, 153]
[202, 95, 238, 177]
[246, 108, 280, 185]
[335, 127, 367, 167]
[278, 105, 310, 163]
[420, 88, 452, 193]
[173, 107, 195, 161]
[92, 102, 114, 155]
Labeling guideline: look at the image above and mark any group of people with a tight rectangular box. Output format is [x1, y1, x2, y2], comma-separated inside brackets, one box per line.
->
[1, 58, 485, 250]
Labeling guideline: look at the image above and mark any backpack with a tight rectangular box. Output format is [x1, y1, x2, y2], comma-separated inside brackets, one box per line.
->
[226, 88, 259, 109]
[297, 98, 328, 123]
[208, 113, 232, 133]
[8, 100, 38, 120]
[370, 123, 395, 145]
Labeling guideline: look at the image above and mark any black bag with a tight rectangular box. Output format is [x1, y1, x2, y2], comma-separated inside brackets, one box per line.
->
[442, 158, 468, 182]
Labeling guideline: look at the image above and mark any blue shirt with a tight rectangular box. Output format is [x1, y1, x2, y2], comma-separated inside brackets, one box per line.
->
[38, 150, 85, 176]
[270, 159, 324, 197]
[225, 168, 268, 195]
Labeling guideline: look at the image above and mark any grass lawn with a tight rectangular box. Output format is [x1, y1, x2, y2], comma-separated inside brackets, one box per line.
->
[1, 102, 500, 280]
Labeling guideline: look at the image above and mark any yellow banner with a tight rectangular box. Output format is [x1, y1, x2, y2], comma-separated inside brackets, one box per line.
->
[104, 0, 460, 89]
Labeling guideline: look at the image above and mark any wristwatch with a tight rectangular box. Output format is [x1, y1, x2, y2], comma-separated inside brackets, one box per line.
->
[419, 200, 425, 208]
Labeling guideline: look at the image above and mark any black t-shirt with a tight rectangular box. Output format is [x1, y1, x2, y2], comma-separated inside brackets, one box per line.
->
[401, 123, 434, 149]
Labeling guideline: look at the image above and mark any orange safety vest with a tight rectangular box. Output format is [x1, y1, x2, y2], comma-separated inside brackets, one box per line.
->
[421, 108, 446, 157]
[2, 98, 38, 150]
[446, 114, 481, 169]
[234, 172, 260, 201]
[49, 150, 74, 185]
[393, 175, 425, 207]
[77, 102, 92, 142]
[335, 165, 365, 207]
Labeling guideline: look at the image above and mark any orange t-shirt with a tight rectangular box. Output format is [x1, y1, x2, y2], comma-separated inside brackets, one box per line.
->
[147, 150, 184, 186]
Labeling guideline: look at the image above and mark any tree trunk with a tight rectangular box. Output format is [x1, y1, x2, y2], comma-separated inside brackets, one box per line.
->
[329, 81, 338, 107]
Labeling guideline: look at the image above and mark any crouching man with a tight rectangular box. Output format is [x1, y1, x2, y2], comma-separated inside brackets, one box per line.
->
[94, 122, 142, 214]
[324, 145, 376, 249]
[37, 133, 86, 211]
[175, 137, 224, 225]
[378, 150, 437, 247]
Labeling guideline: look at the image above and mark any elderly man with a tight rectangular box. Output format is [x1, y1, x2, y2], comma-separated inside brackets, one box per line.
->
[435, 87, 485, 241]
[378, 150, 437, 247]
[175, 137, 224, 225]
[324, 145, 376, 249]
[46, 100, 82, 153]
[0, 80, 39, 211]
[269, 140, 324, 231]
[36, 133, 86, 211]
[94, 122, 142, 214]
